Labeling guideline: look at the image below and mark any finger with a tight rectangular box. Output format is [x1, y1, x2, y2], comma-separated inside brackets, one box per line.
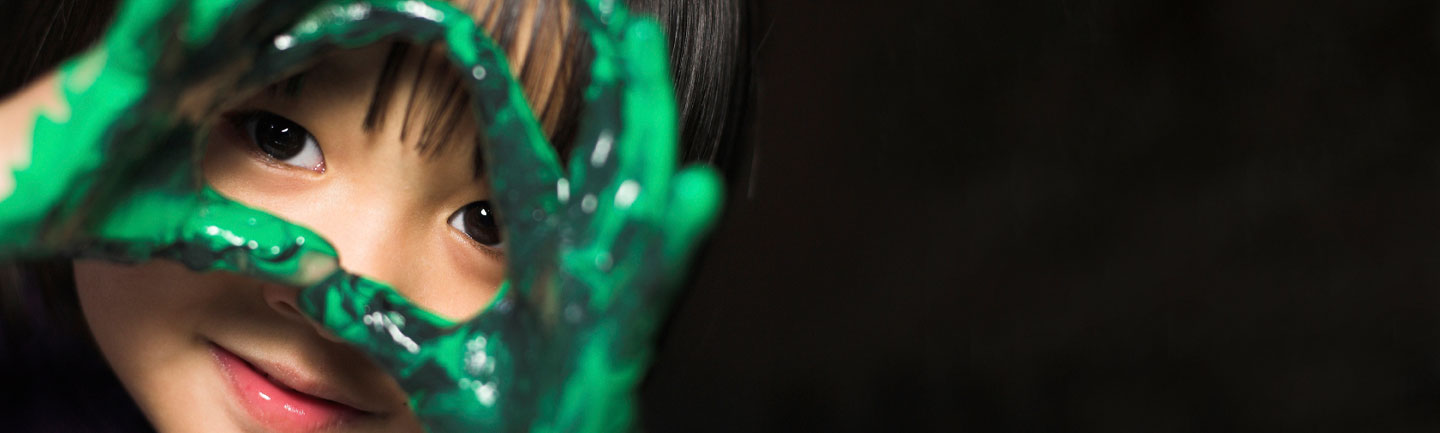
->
[661, 165, 724, 267]
[550, 15, 677, 291]
[563, 15, 676, 207]
[300, 273, 522, 432]
[613, 165, 721, 316]
[103, 0, 327, 74]
[83, 185, 337, 287]
[179, 187, 342, 286]
[298, 272, 457, 372]
[37, 0, 339, 250]
[182, 0, 330, 49]
[454, 24, 565, 256]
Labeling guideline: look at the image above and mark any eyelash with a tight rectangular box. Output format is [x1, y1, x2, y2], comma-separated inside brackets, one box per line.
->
[453, 231, 506, 260]
[448, 201, 505, 258]
[222, 109, 504, 259]
[227, 110, 327, 173]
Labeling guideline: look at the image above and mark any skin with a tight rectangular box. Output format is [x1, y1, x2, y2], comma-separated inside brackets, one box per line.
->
[0, 73, 63, 199]
[75, 42, 498, 432]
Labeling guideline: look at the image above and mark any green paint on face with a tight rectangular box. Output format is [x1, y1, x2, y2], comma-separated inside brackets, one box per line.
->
[0, 0, 722, 432]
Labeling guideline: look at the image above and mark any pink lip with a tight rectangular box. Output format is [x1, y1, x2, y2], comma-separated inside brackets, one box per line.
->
[211, 344, 366, 433]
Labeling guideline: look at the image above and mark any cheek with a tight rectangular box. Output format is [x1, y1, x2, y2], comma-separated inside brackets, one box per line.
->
[74, 260, 216, 348]
[401, 226, 506, 321]
[73, 260, 248, 423]
[73, 261, 243, 381]
[202, 127, 317, 206]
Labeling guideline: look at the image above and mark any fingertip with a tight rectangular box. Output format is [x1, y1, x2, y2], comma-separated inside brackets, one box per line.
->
[189, 189, 344, 286]
[675, 164, 723, 214]
[292, 249, 339, 286]
[665, 165, 724, 257]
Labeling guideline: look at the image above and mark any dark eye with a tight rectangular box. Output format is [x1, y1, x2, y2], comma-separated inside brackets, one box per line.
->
[448, 201, 502, 247]
[241, 111, 325, 171]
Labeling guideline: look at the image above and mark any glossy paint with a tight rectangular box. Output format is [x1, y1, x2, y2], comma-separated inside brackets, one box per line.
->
[0, 0, 720, 432]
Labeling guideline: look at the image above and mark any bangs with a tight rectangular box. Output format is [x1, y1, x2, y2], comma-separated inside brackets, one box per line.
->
[362, 0, 594, 178]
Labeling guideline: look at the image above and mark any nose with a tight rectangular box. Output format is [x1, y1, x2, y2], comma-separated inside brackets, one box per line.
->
[313, 203, 498, 321]
[260, 281, 348, 343]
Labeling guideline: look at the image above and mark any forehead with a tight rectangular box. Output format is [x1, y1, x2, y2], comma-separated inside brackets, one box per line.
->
[287, 44, 391, 108]
[270, 43, 471, 144]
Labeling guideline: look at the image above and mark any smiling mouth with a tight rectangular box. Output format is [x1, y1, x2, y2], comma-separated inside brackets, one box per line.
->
[210, 343, 369, 433]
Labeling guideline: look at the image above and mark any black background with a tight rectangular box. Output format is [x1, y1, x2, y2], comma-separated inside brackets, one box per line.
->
[7, 0, 1440, 432]
[643, 1, 1440, 432]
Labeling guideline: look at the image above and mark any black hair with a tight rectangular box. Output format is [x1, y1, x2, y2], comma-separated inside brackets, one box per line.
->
[628, 0, 751, 164]
[364, 0, 595, 176]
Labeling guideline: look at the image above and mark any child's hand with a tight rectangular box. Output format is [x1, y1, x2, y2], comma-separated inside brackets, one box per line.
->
[0, 0, 345, 285]
[0, 0, 721, 431]
[295, 1, 723, 432]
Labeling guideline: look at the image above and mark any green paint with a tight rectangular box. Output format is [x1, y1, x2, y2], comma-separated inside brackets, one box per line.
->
[0, 0, 721, 432]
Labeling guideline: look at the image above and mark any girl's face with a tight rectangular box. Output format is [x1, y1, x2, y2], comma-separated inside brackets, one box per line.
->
[73, 41, 508, 433]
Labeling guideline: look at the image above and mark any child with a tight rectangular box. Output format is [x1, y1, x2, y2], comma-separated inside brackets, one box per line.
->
[0, 0, 747, 431]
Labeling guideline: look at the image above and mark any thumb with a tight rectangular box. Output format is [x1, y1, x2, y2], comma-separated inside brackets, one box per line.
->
[299, 271, 458, 376]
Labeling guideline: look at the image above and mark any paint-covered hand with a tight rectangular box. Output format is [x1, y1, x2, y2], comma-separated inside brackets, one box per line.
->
[0, 0, 721, 430]
[0, 0, 341, 285]
[298, 2, 723, 432]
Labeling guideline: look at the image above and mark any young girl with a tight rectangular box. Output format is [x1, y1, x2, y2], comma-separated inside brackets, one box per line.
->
[0, 0, 747, 431]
